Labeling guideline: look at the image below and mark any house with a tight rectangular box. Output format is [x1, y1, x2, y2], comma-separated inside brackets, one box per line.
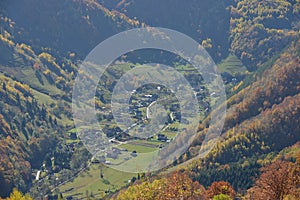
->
[69, 132, 77, 140]
[157, 134, 168, 142]
[92, 159, 100, 164]
[91, 156, 105, 164]
[106, 148, 120, 159]
[36, 170, 41, 181]
[112, 147, 121, 154]
[131, 150, 137, 157]
[135, 110, 143, 118]
[120, 148, 128, 152]
[131, 152, 137, 157]
[170, 104, 180, 112]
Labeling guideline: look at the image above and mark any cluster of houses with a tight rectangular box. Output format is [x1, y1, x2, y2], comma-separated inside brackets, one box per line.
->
[106, 147, 124, 159]
[105, 146, 137, 160]
[129, 93, 158, 120]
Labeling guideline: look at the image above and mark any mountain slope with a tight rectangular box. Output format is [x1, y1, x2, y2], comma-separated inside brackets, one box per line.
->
[0, 74, 62, 197]
[230, 0, 300, 70]
[0, 0, 139, 197]
[188, 38, 300, 190]
[1, 0, 139, 58]
[99, 0, 232, 61]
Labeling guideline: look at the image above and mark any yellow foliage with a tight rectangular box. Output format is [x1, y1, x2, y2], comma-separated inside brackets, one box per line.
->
[38, 52, 54, 62]
[6, 188, 32, 200]
[19, 43, 35, 56]
[284, 195, 298, 200]
[0, 34, 15, 46]
[115, 172, 207, 200]
[202, 38, 213, 49]
[43, 69, 51, 76]
[69, 52, 76, 58]
[14, 81, 32, 96]
[231, 81, 244, 92]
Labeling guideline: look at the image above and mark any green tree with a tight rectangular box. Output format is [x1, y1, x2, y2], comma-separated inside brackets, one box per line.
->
[2, 82, 6, 90]
[58, 193, 64, 200]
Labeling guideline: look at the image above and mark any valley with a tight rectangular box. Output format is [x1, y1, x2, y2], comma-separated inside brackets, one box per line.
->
[0, 0, 299, 199]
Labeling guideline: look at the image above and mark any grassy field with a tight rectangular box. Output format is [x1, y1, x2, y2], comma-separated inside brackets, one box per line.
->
[109, 150, 159, 173]
[20, 68, 62, 95]
[59, 114, 74, 127]
[32, 89, 56, 104]
[118, 143, 156, 153]
[217, 54, 248, 75]
[59, 164, 135, 199]
[162, 131, 177, 139]
[59, 138, 161, 198]
[175, 64, 196, 71]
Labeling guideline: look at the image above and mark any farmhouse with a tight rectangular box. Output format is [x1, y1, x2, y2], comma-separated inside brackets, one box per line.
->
[106, 148, 121, 159]
[157, 134, 168, 142]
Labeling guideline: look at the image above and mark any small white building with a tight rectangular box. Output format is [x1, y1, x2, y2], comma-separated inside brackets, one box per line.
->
[36, 170, 41, 181]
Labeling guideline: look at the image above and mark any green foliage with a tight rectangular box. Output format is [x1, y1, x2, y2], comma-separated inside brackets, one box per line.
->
[213, 194, 232, 200]
[70, 147, 91, 171]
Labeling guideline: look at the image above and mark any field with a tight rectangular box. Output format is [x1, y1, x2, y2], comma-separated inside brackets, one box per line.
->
[59, 164, 136, 199]
[59, 138, 162, 199]
[118, 142, 157, 153]
[217, 54, 248, 75]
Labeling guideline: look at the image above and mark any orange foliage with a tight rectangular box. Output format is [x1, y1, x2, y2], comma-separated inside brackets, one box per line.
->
[246, 160, 300, 200]
[207, 181, 235, 199]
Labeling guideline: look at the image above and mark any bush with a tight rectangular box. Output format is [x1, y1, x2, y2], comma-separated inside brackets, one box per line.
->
[213, 194, 232, 200]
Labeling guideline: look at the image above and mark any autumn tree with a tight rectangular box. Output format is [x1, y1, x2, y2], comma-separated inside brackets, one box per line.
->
[159, 171, 207, 200]
[207, 181, 235, 199]
[6, 188, 32, 200]
[246, 160, 297, 200]
[116, 171, 208, 200]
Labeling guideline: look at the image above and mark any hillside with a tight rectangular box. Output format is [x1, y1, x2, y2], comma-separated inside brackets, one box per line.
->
[0, 0, 139, 58]
[99, 0, 232, 62]
[184, 22, 300, 194]
[112, 30, 300, 200]
[114, 144, 300, 199]
[0, 74, 62, 197]
[0, 0, 300, 199]
[0, 0, 139, 197]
